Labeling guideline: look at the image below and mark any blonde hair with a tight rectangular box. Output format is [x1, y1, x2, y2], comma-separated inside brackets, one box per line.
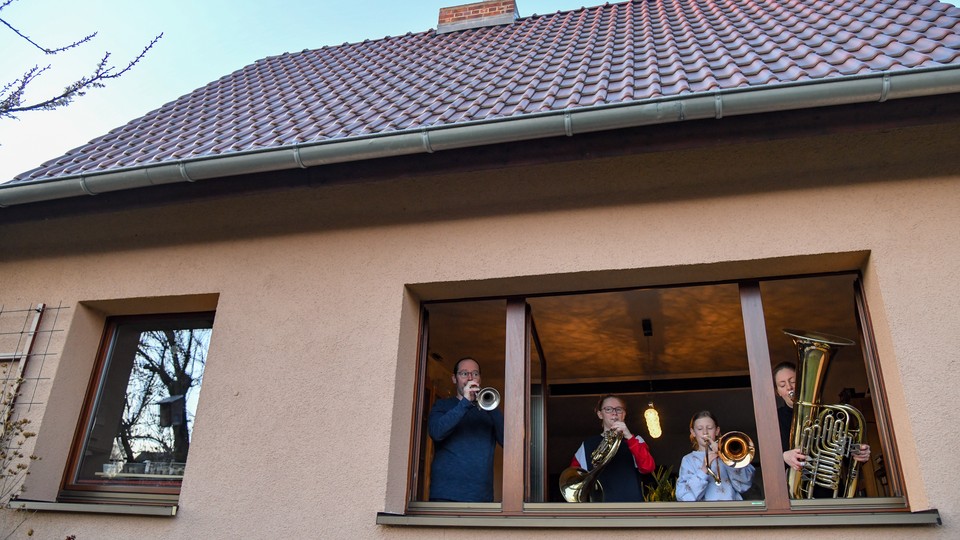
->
[688, 410, 719, 450]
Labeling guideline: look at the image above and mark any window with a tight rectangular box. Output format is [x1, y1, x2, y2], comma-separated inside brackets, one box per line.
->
[411, 300, 506, 503]
[61, 312, 214, 503]
[394, 272, 920, 525]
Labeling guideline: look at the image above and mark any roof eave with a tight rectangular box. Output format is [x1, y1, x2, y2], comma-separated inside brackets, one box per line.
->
[3, 65, 960, 209]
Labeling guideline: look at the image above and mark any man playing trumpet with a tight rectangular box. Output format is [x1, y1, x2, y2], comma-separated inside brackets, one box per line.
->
[427, 357, 504, 502]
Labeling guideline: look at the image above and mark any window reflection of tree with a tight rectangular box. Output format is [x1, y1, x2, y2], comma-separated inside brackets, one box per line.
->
[115, 328, 210, 466]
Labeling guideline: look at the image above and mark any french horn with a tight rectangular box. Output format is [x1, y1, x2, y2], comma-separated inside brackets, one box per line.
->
[558, 429, 622, 502]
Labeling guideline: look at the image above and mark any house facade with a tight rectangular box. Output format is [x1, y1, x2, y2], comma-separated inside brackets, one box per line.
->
[1, 1, 959, 538]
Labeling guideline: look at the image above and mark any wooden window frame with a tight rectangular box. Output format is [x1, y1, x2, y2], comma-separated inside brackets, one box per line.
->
[59, 311, 214, 504]
[387, 273, 937, 527]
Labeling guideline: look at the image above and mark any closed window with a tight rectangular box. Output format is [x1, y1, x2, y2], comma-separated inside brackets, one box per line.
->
[61, 312, 214, 503]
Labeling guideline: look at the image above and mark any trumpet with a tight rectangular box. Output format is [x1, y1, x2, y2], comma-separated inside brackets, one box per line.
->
[475, 387, 501, 411]
[703, 432, 755, 485]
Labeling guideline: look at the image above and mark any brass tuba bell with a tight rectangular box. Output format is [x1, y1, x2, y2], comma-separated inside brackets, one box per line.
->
[558, 429, 622, 502]
[783, 329, 865, 499]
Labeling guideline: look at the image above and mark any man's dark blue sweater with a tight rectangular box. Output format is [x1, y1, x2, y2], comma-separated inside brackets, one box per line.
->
[427, 396, 504, 502]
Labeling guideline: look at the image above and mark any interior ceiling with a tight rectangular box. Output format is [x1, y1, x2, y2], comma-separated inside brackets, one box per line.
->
[530, 284, 748, 383]
[424, 274, 862, 389]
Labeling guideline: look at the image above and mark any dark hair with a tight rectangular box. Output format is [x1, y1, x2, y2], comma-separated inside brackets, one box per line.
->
[453, 357, 480, 375]
[595, 394, 627, 414]
[772, 361, 797, 380]
[688, 410, 719, 449]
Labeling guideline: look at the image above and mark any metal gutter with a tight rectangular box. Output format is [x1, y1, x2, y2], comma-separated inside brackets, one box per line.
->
[2, 65, 959, 208]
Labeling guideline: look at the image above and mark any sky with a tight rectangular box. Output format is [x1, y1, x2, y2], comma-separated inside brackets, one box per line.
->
[1, 0, 959, 182]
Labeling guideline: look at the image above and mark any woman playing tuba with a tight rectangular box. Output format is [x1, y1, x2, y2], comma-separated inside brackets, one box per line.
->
[776, 330, 872, 498]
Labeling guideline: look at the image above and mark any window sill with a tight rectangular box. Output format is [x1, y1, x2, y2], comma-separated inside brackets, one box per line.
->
[9, 499, 177, 517]
[407, 501, 501, 512]
[377, 508, 940, 528]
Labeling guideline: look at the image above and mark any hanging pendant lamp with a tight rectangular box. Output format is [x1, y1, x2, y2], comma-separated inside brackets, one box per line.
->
[644, 401, 662, 439]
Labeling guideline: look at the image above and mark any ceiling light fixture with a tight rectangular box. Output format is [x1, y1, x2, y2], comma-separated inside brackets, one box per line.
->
[641, 323, 661, 438]
[644, 401, 662, 439]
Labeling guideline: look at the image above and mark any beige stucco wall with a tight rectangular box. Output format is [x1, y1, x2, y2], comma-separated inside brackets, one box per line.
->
[1, 121, 958, 538]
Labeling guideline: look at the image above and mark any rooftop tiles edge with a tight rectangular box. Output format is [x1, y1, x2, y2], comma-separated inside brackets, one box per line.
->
[6, 62, 960, 187]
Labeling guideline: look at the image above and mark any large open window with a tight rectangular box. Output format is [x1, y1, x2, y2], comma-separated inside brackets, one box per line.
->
[411, 300, 506, 503]
[399, 272, 915, 524]
[61, 312, 214, 504]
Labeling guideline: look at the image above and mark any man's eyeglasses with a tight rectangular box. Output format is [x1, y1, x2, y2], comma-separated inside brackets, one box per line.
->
[457, 370, 480, 378]
[601, 406, 625, 414]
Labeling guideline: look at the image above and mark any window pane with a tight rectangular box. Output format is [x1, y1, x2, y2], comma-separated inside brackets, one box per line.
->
[529, 324, 546, 502]
[530, 283, 762, 503]
[760, 274, 890, 498]
[75, 316, 212, 488]
[415, 300, 506, 502]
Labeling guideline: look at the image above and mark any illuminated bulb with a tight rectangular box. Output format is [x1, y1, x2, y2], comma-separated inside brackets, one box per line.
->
[644, 402, 662, 439]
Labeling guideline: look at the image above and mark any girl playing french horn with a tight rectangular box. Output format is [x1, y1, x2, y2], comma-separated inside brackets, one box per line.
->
[676, 410, 755, 501]
[567, 395, 656, 502]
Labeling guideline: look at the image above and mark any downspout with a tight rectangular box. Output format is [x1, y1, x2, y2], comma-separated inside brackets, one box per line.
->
[2, 65, 959, 208]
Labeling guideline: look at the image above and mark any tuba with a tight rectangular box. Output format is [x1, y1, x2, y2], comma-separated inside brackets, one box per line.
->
[784, 329, 866, 499]
[559, 429, 622, 502]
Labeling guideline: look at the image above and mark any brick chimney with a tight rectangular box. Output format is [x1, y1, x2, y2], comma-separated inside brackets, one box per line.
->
[437, 1, 519, 34]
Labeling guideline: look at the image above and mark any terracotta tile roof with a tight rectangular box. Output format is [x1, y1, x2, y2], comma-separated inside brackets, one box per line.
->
[13, 0, 960, 183]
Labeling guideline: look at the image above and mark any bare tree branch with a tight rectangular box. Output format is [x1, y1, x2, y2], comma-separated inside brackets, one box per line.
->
[0, 0, 162, 119]
[0, 8, 96, 54]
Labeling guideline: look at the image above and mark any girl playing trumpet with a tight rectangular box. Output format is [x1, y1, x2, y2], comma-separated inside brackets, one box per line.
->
[676, 410, 755, 502]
